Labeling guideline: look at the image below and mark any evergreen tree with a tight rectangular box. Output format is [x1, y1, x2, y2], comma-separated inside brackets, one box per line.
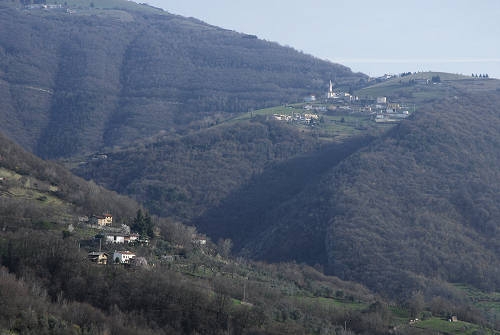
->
[132, 209, 145, 235]
[145, 212, 154, 239]
[132, 209, 154, 238]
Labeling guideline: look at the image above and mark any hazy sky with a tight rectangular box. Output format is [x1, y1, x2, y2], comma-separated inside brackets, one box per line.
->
[143, 0, 500, 78]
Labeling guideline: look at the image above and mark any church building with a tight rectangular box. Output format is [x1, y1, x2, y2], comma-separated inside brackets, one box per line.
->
[327, 80, 337, 99]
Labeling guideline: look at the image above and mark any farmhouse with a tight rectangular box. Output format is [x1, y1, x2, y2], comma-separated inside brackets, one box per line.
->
[304, 113, 319, 120]
[88, 252, 108, 265]
[193, 234, 207, 245]
[113, 251, 136, 264]
[89, 213, 113, 227]
[125, 233, 140, 243]
[105, 233, 126, 244]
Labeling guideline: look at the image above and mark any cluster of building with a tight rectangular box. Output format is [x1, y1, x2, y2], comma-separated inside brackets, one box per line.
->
[24, 4, 63, 10]
[23, 3, 76, 14]
[79, 213, 149, 266]
[304, 80, 360, 104]
[79, 213, 148, 243]
[100, 232, 142, 244]
[78, 213, 113, 227]
[273, 111, 320, 124]
[83, 213, 209, 267]
[296, 80, 412, 124]
[88, 250, 140, 265]
[372, 100, 410, 123]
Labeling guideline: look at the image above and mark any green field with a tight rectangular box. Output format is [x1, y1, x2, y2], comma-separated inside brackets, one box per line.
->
[228, 104, 303, 122]
[412, 318, 499, 335]
[297, 296, 368, 311]
[454, 284, 500, 320]
[223, 103, 395, 142]
[355, 71, 500, 104]
[0, 167, 75, 226]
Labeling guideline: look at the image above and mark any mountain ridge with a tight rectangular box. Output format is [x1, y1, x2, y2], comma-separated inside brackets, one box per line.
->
[0, 0, 366, 158]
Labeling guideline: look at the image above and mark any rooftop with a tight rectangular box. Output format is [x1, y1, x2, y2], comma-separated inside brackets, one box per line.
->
[115, 251, 135, 255]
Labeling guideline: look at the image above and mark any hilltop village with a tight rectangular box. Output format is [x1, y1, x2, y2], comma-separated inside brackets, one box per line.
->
[272, 80, 412, 126]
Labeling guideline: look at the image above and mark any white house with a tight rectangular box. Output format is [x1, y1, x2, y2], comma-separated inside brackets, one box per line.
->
[341, 93, 357, 102]
[125, 233, 140, 243]
[105, 233, 125, 244]
[194, 238, 207, 245]
[376, 97, 387, 104]
[113, 251, 136, 264]
[304, 113, 319, 120]
[193, 234, 207, 246]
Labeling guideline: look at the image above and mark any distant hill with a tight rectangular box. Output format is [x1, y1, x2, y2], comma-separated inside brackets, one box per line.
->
[0, 0, 366, 158]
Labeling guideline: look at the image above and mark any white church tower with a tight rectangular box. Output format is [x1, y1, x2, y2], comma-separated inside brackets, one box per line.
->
[327, 80, 336, 99]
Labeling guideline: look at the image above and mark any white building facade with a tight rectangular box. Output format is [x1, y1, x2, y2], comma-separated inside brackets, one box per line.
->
[113, 251, 136, 264]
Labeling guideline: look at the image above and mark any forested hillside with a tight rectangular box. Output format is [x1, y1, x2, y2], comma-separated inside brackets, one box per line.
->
[0, 0, 365, 158]
[198, 90, 500, 298]
[6, 130, 487, 335]
[74, 119, 325, 218]
[0, 130, 397, 335]
[4, 0, 500, 332]
[0, 130, 138, 226]
[1, 127, 498, 335]
[71, 69, 500, 303]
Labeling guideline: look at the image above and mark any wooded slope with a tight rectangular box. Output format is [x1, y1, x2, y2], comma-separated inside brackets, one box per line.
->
[0, 0, 365, 158]
[198, 92, 500, 296]
[0, 130, 138, 225]
[74, 119, 325, 218]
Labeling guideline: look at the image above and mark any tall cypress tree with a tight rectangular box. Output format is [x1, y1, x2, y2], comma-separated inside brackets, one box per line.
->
[132, 209, 154, 238]
[145, 212, 154, 239]
[132, 209, 145, 235]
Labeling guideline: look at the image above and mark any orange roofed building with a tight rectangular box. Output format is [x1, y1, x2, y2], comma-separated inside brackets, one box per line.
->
[90, 213, 113, 227]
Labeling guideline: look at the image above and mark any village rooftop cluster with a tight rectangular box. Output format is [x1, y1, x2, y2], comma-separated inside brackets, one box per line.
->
[272, 80, 412, 126]
[79, 213, 208, 266]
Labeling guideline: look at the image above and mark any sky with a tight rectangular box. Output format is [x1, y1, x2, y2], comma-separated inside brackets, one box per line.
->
[142, 0, 500, 78]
